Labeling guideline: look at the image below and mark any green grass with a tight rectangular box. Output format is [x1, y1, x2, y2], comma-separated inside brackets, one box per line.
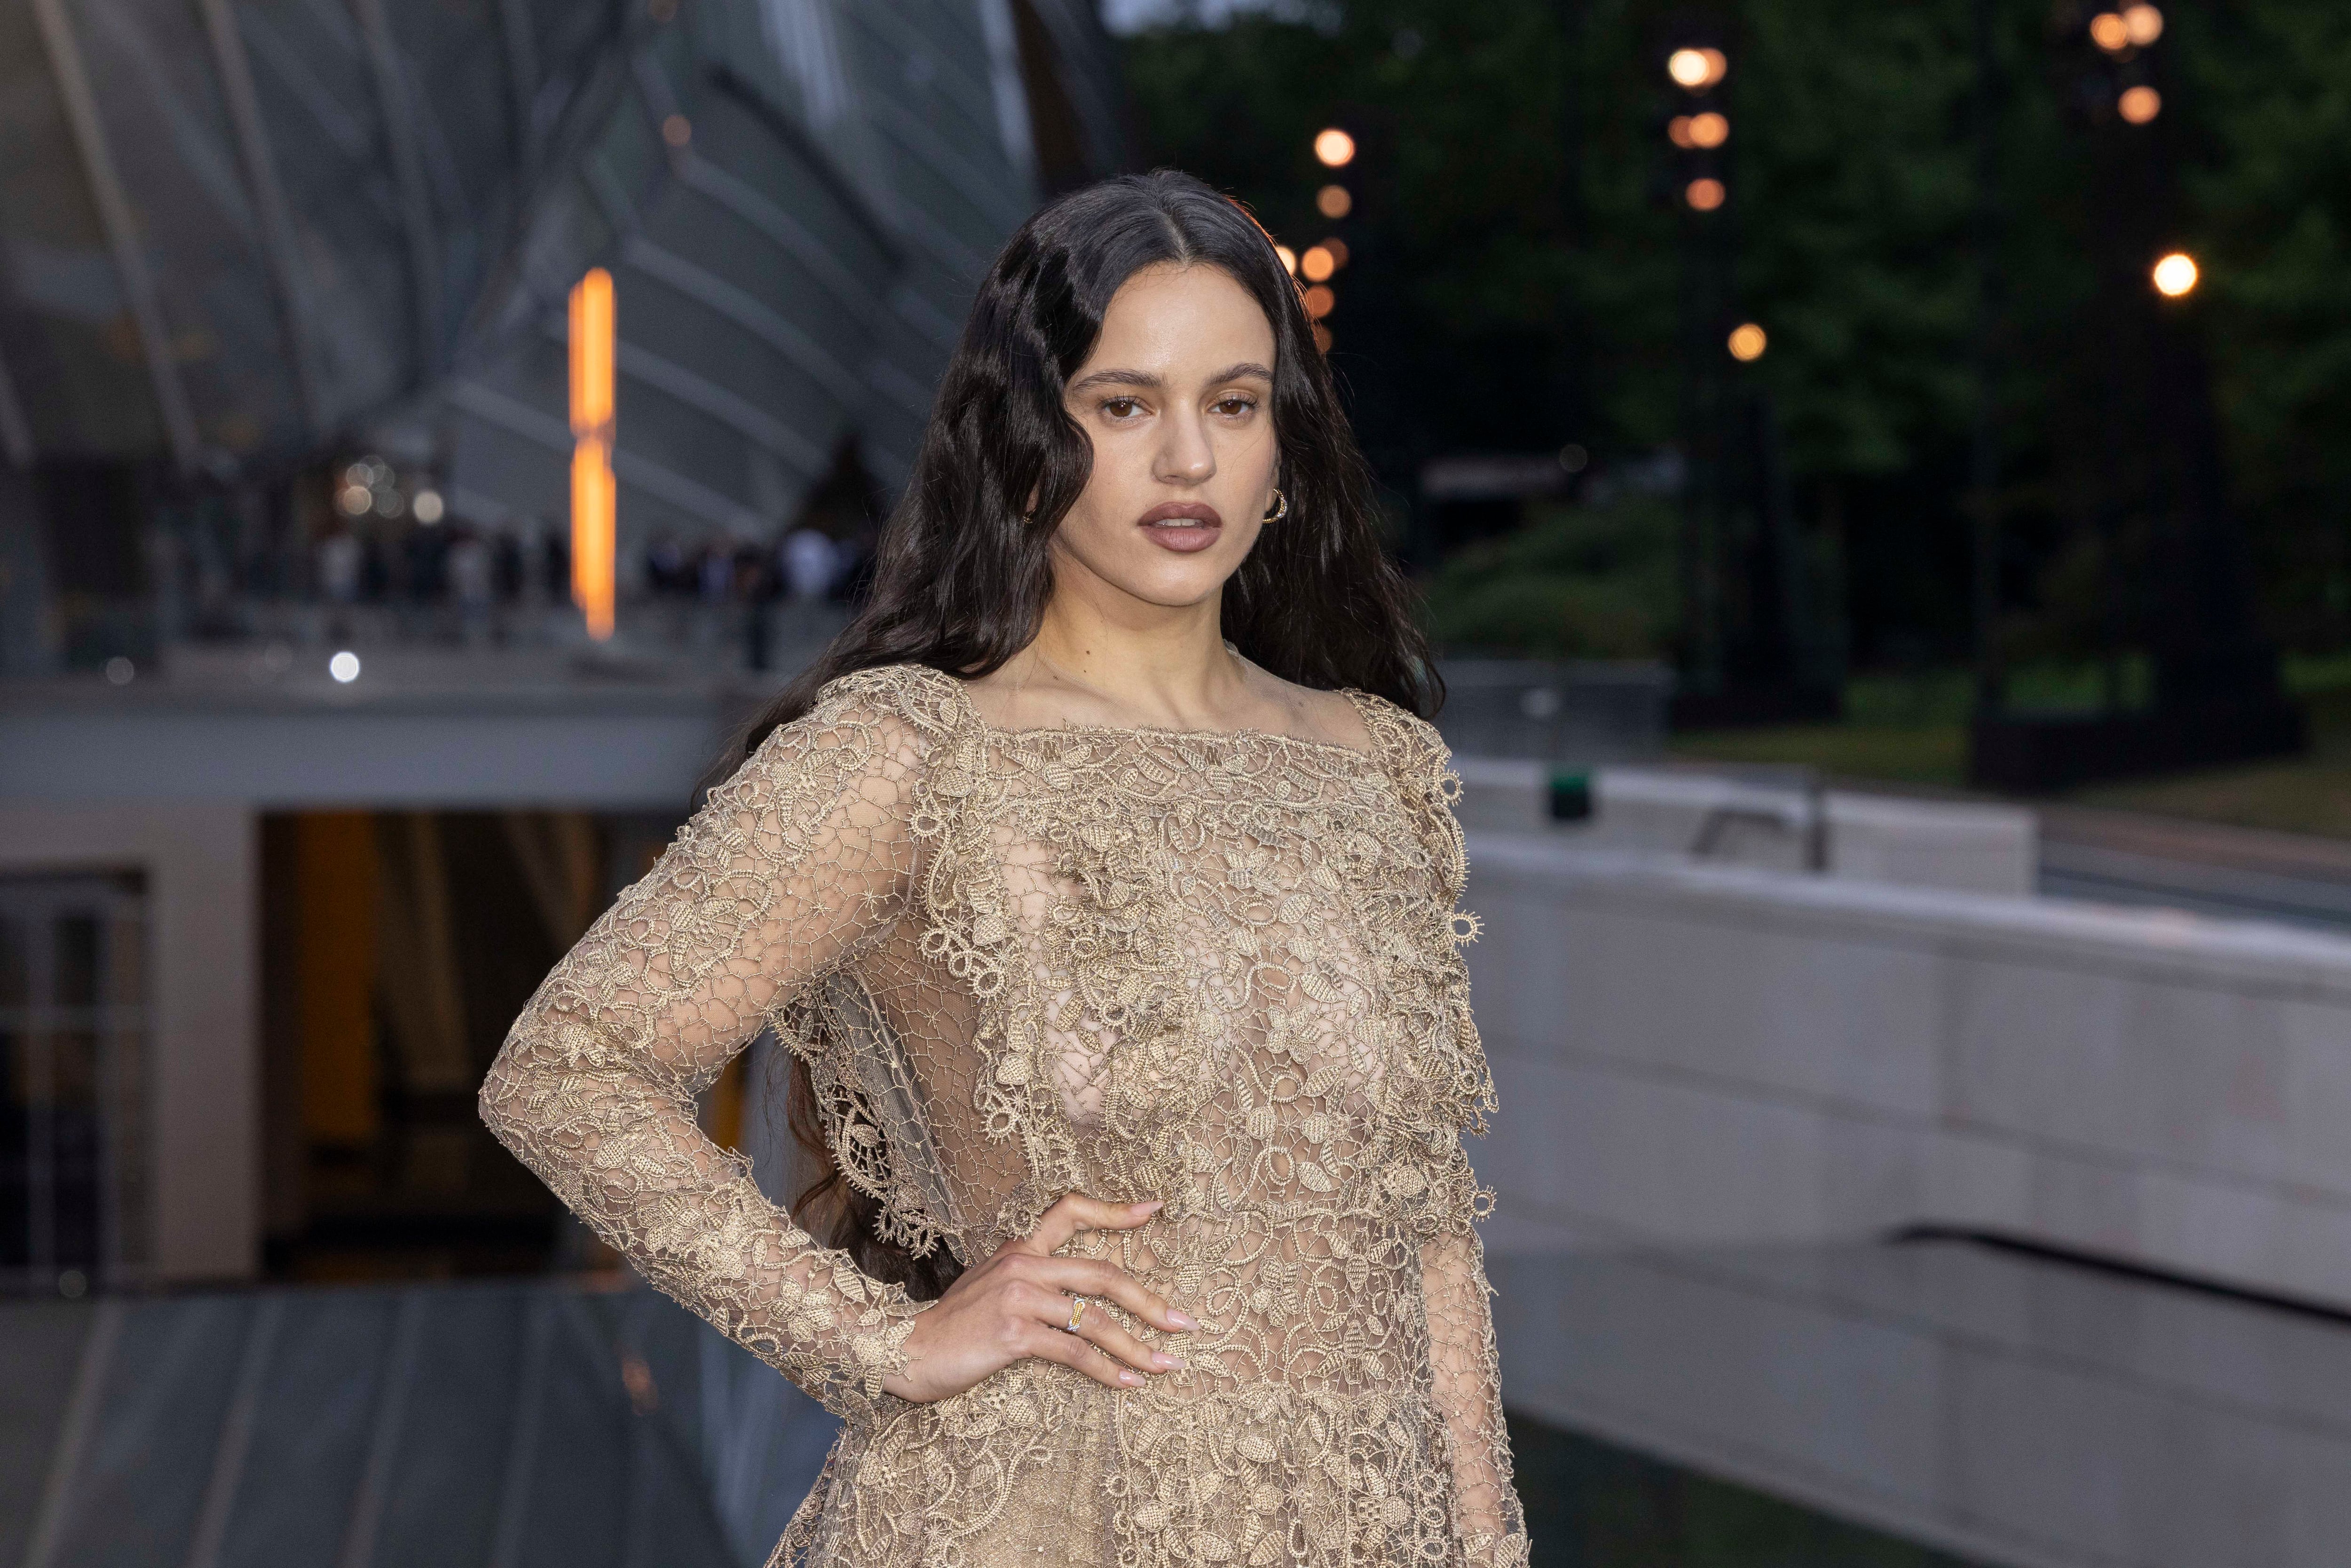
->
[1670, 655, 2351, 835]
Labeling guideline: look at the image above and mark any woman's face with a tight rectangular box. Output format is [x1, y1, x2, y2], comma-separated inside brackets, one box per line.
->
[1050, 262, 1281, 612]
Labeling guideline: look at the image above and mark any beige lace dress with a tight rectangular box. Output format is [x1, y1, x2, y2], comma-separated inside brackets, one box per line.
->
[479, 662, 1528, 1568]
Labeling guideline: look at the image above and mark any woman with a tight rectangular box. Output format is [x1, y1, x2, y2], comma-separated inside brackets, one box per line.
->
[481, 169, 1527, 1568]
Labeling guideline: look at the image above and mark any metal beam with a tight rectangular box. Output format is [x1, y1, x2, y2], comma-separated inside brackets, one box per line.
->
[621, 236, 859, 390]
[31, 0, 201, 474]
[347, 0, 443, 378]
[181, 1297, 283, 1568]
[22, 1300, 124, 1568]
[0, 342, 35, 468]
[197, 0, 325, 435]
[493, 0, 538, 168]
[447, 378, 759, 531]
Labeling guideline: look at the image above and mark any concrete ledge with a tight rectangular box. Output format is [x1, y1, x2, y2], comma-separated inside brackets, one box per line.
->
[1466, 832, 2351, 1308]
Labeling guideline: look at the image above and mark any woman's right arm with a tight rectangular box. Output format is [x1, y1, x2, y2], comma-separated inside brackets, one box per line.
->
[480, 683, 1192, 1416]
[480, 695, 938, 1420]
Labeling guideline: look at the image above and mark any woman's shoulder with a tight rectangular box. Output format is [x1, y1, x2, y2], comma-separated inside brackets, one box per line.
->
[806, 662, 981, 736]
[1335, 687, 1452, 794]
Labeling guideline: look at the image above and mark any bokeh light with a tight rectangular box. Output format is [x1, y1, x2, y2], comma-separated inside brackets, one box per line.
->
[1667, 47, 1728, 90]
[1685, 177, 1726, 212]
[2118, 86, 2162, 124]
[1310, 322, 1332, 354]
[1302, 284, 1336, 320]
[1314, 128, 1356, 167]
[2123, 3, 2163, 45]
[1301, 245, 1335, 283]
[1315, 184, 1352, 220]
[329, 650, 362, 684]
[1668, 116, 1696, 149]
[337, 483, 372, 516]
[2089, 12, 2130, 52]
[1688, 111, 1729, 148]
[1321, 236, 1349, 268]
[2152, 252, 2199, 297]
[1727, 323, 1768, 361]
[1275, 244, 1297, 276]
[413, 488, 445, 524]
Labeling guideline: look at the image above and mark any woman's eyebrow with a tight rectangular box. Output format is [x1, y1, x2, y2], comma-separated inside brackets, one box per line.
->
[1065, 362, 1274, 396]
[1066, 367, 1160, 394]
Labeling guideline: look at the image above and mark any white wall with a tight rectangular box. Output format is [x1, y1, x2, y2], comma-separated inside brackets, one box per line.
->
[0, 802, 257, 1282]
[1464, 833, 2351, 1308]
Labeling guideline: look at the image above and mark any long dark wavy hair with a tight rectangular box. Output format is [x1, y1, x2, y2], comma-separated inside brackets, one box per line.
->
[729, 169, 1440, 1299]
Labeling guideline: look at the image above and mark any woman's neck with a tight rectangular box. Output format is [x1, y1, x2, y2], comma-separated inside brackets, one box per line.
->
[978, 566, 1248, 733]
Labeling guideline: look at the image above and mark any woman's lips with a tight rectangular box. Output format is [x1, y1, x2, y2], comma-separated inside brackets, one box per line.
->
[1136, 501, 1224, 554]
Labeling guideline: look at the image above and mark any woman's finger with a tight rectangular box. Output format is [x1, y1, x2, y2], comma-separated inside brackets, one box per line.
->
[1021, 1193, 1160, 1255]
[1026, 1254, 1196, 1334]
[1018, 1316, 1141, 1389]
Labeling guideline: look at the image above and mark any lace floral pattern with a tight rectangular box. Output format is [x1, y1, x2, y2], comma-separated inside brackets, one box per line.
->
[481, 664, 1528, 1568]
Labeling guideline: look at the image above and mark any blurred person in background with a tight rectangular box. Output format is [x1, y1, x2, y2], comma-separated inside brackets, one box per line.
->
[479, 170, 1526, 1568]
[781, 525, 842, 601]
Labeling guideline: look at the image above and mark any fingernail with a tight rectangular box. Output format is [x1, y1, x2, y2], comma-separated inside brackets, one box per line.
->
[1153, 1353, 1185, 1370]
[1132, 1199, 1163, 1212]
[1120, 1369, 1142, 1385]
[1167, 1309, 1197, 1330]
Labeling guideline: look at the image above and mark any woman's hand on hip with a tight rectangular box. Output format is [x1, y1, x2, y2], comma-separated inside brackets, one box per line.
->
[881, 1193, 1195, 1403]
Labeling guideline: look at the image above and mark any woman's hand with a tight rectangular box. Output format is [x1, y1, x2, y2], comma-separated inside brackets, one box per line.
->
[882, 1193, 1196, 1403]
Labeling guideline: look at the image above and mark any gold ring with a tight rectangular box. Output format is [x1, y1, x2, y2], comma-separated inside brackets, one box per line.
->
[1065, 1298, 1086, 1333]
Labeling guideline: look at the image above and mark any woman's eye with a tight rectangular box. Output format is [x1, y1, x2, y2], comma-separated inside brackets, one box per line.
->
[1102, 397, 1144, 418]
[1214, 396, 1259, 417]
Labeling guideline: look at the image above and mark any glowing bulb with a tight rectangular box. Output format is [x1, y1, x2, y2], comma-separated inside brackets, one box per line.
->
[1685, 177, 1726, 212]
[2152, 251, 2198, 296]
[2118, 85, 2161, 123]
[329, 650, 362, 683]
[337, 483, 372, 516]
[1666, 47, 1727, 90]
[1275, 244, 1297, 276]
[1668, 116, 1696, 149]
[1316, 184, 1352, 220]
[1727, 323, 1767, 361]
[2089, 12, 2130, 51]
[1302, 284, 1335, 320]
[1301, 245, 1336, 283]
[1313, 128, 1356, 167]
[2123, 3, 2162, 44]
[1688, 111, 1729, 148]
[1321, 237, 1349, 268]
[412, 488, 445, 524]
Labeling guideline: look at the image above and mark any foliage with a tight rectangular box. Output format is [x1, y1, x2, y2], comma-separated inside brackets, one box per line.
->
[1120, 0, 2351, 670]
[1417, 497, 1679, 658]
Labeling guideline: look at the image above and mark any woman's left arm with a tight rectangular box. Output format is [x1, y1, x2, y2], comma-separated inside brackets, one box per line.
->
[1419, 1205, 1529, 1568]
[1367, 698, 1531, 1568]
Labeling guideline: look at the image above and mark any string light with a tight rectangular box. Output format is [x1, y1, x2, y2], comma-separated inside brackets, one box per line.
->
[2089, 12, 2130, 52]
[2123, 3, 2163, 45]
[2152, 251, 2198, 297]
[1685, 177, 1726, 212]
[1316, 184, 1352, 220]
[2118, 85, 2161, 123]
[1667, 47, 1728, 90]
[1302, 285, 1335, 320]
[1274, 244, 1297, 276]
[1313, 128, 1356, 167]
[1727, 323, 1767, 361]
[1301, 245, 1336, 283]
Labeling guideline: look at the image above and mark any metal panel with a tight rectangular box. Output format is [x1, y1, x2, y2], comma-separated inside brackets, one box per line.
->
[196, 0, 323, 435]
[347, 0, 444, 375]
[29, 0, 201, 473]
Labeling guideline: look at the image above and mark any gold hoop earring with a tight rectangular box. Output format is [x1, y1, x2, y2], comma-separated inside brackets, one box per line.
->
[1262, 489, 1289, 524]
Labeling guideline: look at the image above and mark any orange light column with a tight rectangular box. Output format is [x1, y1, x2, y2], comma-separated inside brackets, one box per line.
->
[568, 268, 616, 640]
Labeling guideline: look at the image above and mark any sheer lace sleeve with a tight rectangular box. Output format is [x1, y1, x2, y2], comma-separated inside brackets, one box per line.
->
[1354, 696, 1531, 1568]
[479, 677, 942, 1421]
